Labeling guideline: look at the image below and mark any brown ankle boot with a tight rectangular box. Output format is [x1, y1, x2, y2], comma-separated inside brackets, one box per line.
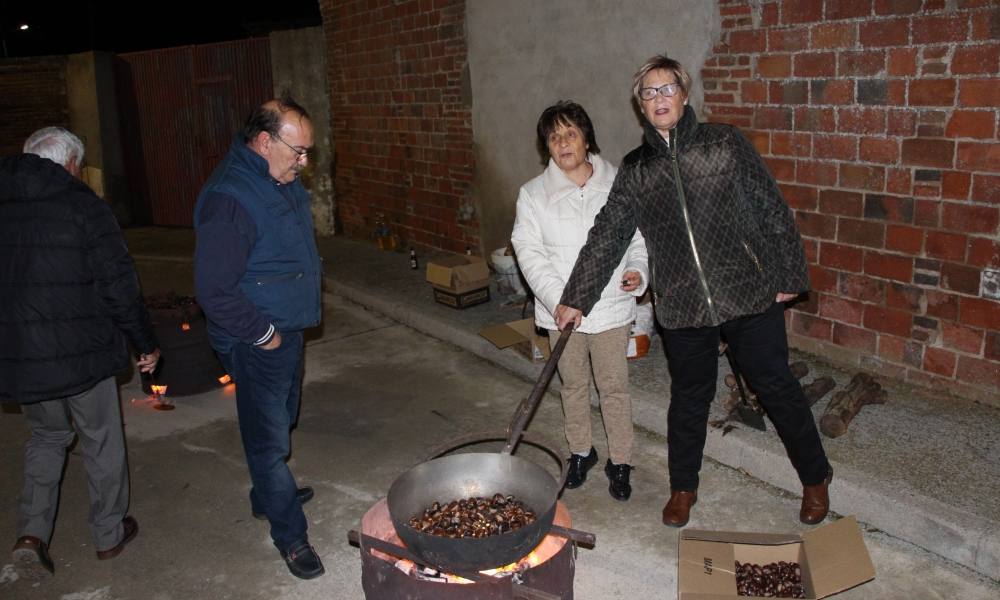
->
[800, 468, 833, 525]
[662, 490, 698, 527]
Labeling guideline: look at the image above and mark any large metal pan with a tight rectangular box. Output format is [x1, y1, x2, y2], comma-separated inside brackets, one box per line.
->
[387, 328, 572, 573]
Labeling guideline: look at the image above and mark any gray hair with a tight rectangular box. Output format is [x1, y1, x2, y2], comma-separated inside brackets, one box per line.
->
[23, 127, 86, 167]
[632, 55, 693, 103]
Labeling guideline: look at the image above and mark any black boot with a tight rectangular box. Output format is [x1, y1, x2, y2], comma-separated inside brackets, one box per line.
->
[604, 459, 632, 501]
[564, 447, 598, 489]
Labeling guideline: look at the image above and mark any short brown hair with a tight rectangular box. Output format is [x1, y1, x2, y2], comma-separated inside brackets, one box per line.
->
[632, 55, 692, 103]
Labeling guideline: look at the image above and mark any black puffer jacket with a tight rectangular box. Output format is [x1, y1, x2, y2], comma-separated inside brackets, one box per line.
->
[561, 105, 809, 329]
[0, 154, 157, 404]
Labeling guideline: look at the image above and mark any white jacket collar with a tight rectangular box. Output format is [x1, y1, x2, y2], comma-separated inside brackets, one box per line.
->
[541, 153, 614, 201]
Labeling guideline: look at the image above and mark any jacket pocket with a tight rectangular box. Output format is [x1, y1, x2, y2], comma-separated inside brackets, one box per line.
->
[742, 240, 763, 273]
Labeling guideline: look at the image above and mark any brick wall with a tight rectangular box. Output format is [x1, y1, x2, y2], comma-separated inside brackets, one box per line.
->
[320, 0, 478, 254]
[704, 0, 1000, 404]
[0, 57, 69, 158]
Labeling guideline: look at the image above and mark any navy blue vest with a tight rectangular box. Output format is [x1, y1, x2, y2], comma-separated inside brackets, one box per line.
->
[194, 140, 322, 346]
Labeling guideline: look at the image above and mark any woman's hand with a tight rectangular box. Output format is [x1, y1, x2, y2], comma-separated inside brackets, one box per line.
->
[555, 304, 582, 331]
[621, 270, 642, 292]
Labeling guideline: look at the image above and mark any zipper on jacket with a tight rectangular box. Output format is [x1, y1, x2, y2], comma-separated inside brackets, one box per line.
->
[669, 130, 720, 324]
[255, 271, 304, 285]
[742, 240, 763, 273]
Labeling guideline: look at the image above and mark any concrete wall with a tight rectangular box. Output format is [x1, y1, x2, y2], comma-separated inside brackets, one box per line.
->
[466, 0, 721, 256]
[270, 27, 337, 235]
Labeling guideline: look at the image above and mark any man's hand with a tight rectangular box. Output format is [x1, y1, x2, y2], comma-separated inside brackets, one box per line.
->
[554, 304, 582, 331]
[260, 330, 283, 350]
[620, 270, 642, 292]
[775, 292, 798, 303]
[137, 349, 161, 374]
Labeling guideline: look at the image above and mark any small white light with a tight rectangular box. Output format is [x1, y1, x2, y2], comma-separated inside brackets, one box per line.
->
[19, 24, 29, 31]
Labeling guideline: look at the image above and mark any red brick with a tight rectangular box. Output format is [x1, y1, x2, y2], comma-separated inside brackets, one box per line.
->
[840, 163, 886, 191]
[908, 79, 957, 107]
[839, 217, 886, 248]
[864, 305, 913, 336]
[952, 44, 1000, 75]
[761, 2, 780, 26]
[970, 8, 1000, 41]
[912, 14, 970, 44]
[859, 137, 899, 164]
[860, 17, 909, 46]
[956, 141, 1000, 172]
[925, 230, 968, 261]
[864, 193, 915, 224]
[878, 335, 924, 367]
[783, 0, 825, 24]
[972, 174, 1000, 204]
[797, 160, 839, 186]
[769, 28, 810, 51]
[770, 80, 810, 104]
[772, 132, 813, 156]
[886, 224, 924, 254]
[810, 79, 854, 105]
[803, 238, 819, 263]
[838, 272, 886, 302]
[886, 80, 907, 105]
[942, 321, 985, 354]
[967, 236, 1000, 268]
[926, 290, 960, 320]
[814, 134, 857, 160]
[942, 203, 1000, 234]
[827, 0, 874, 20]
[839, 50, 886, 76]
[796, 211, 838, 239]
[956, 355, 1000, 389]
[758, 55, 792, 78]
[887, 168, 912, 195]
[901, 138, 955, 168]
[820, 189, 864, 216]
[838, 107, 886, 134]
[833, 322, 878, 352]
[916, 201, 943, 227]
[886, 282, 924, 311]
[923, 347, 957, 376]
[747, 129, 771, 155]
[791, 312, 834, 340]
[941, 261, 984, 295]
[941, 171, 972, 200]
[887, 47, 918, 76]
[987, 330, 1000, 361]
[766, 157, 797, 182]
[781, 184, 819, 210]
[820, 294, 865, 325]
[820, 241, 865, 271]
[741, 80, 768, 103]
[946, 111, 997, 139]
[874, 0, 923, 15]
[755, 106, 794, 130]
[887, 109, 917, 136]
[794, 52, 837, 77]
[959, 79, 1000, 107]
[729, 29, 767, 53]
[810, 264, 839, 292]
[810, 22, 856, 48]
[795, 107, 837, 132]
[865, 250, 913, 282]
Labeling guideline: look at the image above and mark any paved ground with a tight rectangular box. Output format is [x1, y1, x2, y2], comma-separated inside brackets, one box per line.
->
[2, 293, 998, 599]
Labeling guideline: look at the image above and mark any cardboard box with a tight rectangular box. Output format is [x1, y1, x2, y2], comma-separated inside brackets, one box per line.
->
[678, 516, 875, 599]
[426, 255, 491, 308]
[479, 318, 551, 361]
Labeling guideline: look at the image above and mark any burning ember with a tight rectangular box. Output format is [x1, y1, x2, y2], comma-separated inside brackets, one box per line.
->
[218, 374, 232, 385]
[181, 322, 191, 331]
[150, 385, 168, 395]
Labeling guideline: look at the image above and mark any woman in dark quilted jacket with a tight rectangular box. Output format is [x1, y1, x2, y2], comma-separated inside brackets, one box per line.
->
[555, 55, 832, 528]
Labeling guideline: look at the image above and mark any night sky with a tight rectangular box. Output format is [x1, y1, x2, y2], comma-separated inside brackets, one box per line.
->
[1, 0, 322, 58]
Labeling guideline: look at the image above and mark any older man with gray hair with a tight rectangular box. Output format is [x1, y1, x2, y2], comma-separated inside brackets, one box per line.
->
[0, 127, 160, 579]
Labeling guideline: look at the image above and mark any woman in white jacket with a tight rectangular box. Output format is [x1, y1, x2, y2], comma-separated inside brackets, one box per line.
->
[511, 101, 649, 501]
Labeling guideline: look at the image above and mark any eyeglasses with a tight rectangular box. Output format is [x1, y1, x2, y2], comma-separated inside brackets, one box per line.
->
[639, 83, 682, 101]
[271, 134, 310, 160]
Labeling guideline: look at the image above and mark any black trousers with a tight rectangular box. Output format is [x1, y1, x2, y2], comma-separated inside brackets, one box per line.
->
[662, 303, 830, 491]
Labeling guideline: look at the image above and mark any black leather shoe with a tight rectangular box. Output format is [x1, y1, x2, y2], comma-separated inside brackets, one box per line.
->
[564, 447, 598, 489]
[96, 516, 139, 560]
[281, 540, 325, 580]
[253, 487, 315, 521]
[12, 536, 54, 580]
[604, 459, 632, 501]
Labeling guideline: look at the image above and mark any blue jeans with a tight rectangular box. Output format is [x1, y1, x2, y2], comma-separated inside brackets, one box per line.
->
[219, 331, 307, 552]
[661, 303, 830, 491]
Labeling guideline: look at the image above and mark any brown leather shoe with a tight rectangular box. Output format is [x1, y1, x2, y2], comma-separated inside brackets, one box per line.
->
[800, 468, 834, 525]
[96, 516, 138, 560]
[662, 490, 698, 527]
[12, 536, 54, 580]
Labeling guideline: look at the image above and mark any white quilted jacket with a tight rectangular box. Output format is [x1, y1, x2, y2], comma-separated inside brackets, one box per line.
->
[511, 154, 648, 333]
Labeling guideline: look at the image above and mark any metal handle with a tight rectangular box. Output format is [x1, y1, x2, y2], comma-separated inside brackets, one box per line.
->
[503, 327, 572, 455]
[548, 524, 596, 548]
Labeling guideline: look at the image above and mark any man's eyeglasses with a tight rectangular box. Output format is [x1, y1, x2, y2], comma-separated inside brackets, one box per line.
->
[271, 134, 310, 160]
[639, 83, 682, 101]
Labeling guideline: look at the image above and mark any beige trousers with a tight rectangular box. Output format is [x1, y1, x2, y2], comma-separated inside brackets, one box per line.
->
[548, 325, 634, 465]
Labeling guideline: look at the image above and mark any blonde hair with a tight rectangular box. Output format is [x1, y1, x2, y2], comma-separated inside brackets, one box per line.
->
[631, 55, 692, 103]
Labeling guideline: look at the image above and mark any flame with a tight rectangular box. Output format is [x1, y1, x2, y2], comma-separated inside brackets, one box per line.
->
[151, 385, 168, 395]
[218, 374, 232, 384]
[180, 323, 191, 331]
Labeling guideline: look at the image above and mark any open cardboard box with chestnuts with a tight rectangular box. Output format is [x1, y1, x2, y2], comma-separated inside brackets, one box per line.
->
[678, 516, 875, 599]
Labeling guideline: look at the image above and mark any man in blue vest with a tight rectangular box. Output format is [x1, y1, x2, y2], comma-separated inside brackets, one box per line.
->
[194, 94, 324, 579]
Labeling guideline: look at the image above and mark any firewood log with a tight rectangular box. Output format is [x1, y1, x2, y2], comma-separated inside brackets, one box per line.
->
[802, 376, 836, 407]
[820, 373, 886, 438]
[790, 361, 810, 380]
